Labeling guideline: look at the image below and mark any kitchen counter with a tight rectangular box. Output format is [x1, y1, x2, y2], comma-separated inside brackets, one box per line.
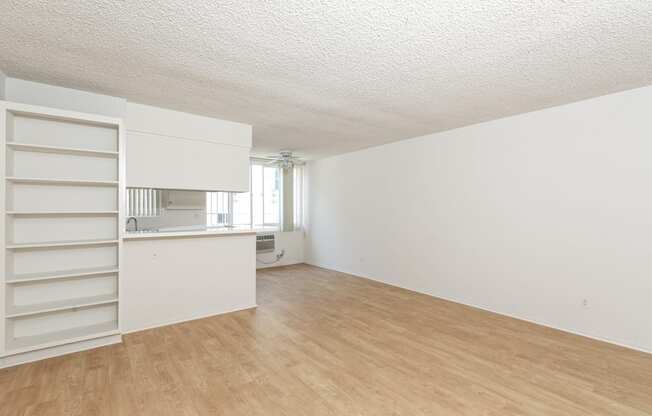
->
[123, 225, 256, 240]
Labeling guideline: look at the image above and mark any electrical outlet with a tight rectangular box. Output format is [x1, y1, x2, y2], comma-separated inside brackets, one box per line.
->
[581, 299, 588, 308]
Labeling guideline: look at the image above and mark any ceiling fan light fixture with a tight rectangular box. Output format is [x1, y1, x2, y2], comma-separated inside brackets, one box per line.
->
[265, 150, 305, 169]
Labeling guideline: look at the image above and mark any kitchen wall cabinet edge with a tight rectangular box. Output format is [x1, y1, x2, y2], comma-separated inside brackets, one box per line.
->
[125, 103, 252, 192]
[0, 100, 124, 368]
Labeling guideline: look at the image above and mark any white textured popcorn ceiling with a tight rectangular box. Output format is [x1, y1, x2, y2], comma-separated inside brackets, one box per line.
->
[0, 1, 651, 159]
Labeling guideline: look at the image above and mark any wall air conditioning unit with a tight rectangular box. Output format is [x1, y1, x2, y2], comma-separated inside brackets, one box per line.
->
[256, 234, 275, 253]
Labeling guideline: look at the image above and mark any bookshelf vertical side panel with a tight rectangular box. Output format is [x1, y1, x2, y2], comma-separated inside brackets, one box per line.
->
[1, 103, 8, 356]
[117, 121, 125, 333]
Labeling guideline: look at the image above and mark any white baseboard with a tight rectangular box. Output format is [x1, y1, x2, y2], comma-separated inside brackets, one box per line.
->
[121, 304, 258, 334]
[0, 334, 122, 369]
[256, 259, 303, 269]
[306, 261, 651, 355]
[256, 260, 304, 270]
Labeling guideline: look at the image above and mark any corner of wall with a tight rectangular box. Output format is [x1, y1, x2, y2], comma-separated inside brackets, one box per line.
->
[4, 77, 126, 117]
[255, 230, 306, 269]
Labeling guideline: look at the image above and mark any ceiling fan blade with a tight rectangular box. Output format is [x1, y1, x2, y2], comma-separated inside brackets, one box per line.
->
[263, 151, 305, 168]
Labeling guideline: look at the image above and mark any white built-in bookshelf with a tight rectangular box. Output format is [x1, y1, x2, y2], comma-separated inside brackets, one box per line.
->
[1, 101, 124, 359]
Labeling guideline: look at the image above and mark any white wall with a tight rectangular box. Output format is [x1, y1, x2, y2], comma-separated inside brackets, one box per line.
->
[0, 70, 6, 100]
[4, 77, 126, 117]
[256, 230, 305, 269]
[306, 86, 652, 353]
[132, 208, 205, 230]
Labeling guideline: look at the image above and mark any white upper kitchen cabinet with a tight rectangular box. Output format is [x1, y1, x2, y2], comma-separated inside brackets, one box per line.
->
[125, 103, 251, 192]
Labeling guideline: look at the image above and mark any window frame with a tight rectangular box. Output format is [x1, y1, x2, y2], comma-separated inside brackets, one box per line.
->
[206, 189, 232, 227]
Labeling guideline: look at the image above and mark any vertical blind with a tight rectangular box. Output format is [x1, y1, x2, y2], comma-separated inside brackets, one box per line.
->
[293, 165, 304, 230]
[126, 188, 162, 217]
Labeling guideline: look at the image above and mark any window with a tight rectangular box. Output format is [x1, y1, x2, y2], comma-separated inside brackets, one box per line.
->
[232, 191, 251, 227]
[257, 163, 282, 228]
[207, 161, 287, 230]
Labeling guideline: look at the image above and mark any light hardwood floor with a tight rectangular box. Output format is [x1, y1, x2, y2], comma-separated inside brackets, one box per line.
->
[1, 264, 651, 415]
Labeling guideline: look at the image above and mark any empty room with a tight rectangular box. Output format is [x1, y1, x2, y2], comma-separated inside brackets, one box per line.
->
[1, 1, 651, 415]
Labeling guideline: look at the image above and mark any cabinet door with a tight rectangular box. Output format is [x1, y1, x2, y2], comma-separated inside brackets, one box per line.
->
[126, 131, 249, 191]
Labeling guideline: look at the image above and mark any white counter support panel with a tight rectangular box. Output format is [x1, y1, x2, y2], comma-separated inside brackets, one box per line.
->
[121, 233, 256, 333]
[0, 100, 125, 366]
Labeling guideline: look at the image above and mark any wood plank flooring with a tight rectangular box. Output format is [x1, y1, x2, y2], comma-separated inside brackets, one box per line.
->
[1, 264, 651, 415]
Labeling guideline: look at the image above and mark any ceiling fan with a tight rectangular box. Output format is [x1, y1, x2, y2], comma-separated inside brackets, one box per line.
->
[265, 150, 305, 169]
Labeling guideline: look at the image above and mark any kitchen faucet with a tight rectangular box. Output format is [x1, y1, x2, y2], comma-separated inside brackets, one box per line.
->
[126, 216, 138, 231]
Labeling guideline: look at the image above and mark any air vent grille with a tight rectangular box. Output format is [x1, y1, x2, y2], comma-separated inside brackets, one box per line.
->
[256, 234, 275, 253]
